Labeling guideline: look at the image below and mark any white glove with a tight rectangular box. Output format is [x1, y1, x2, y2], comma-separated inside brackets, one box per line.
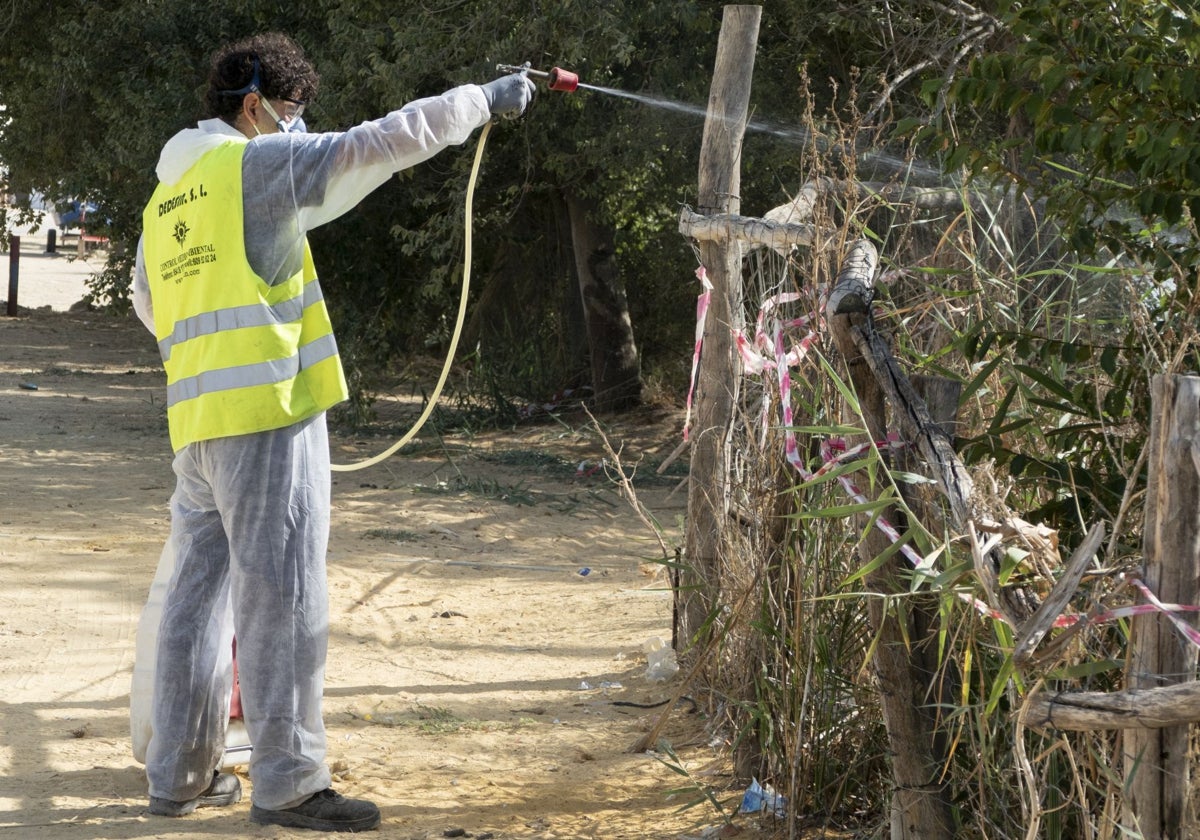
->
[480, 74, 536, 118]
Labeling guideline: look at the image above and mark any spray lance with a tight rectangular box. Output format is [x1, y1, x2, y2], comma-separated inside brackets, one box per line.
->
[495, 62, 581, 93]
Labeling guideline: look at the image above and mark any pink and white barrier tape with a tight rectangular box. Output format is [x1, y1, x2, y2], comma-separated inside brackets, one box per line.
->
[683, 266, 713, 442]
[688, 264, 1200, 650]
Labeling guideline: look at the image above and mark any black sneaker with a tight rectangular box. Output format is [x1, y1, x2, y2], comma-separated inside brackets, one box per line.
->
[148, 770, 242, 817]
[250, 788, 381, 832]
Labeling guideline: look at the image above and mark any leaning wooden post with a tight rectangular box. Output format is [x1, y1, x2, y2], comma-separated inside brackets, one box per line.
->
[897, 375, 962, 765]
[679, 4, 761, 649]
[1124, 374, 1200, 837]
[827, 240, 956, 840]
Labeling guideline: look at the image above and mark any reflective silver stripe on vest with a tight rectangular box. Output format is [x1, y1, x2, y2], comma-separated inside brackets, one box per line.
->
[166, 332, 339, 408]
[157, 281, 324, 362]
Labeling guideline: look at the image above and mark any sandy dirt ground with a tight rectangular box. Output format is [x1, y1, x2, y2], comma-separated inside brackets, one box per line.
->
[0, 245, 780, 839]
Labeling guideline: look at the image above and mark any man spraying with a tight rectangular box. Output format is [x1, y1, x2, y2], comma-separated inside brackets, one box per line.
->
[132, 32, 534, 833]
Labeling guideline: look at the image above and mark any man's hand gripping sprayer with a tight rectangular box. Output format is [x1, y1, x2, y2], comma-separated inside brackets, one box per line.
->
[330, 64, 580, 472]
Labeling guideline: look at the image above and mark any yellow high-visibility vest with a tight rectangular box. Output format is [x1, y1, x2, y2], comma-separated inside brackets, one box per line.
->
[142, 140, 348, 451]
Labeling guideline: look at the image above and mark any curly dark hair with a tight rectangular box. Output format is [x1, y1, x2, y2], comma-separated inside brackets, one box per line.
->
[205, 32, 319, 123]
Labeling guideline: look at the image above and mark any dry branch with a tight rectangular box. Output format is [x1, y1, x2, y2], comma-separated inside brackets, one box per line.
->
[1012, 522, 1105, 664]
[678, 205, 816, 249]
[1024, 681, 1200, 731]
[764, 178, 1025, 225]
[827, 244, 974, 529]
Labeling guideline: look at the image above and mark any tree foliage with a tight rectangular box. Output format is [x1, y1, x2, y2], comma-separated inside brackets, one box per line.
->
[0, 1, 819, 412]
[1, 0, 329, 293]
[922, 0, 1200, 258]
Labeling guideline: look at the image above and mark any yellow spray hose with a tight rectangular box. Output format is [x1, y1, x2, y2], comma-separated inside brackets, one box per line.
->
[331, 120, 492, 472]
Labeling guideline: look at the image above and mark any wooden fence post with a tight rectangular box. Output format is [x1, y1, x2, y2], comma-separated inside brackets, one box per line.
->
[827, 239, 956, 840]
[679, 4, 761, 649]
[1124, 374, 1200, 838]
[7, 235, 19, 316]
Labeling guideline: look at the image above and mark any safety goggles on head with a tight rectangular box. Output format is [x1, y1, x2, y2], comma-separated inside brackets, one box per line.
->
[220, 57, 307, 133]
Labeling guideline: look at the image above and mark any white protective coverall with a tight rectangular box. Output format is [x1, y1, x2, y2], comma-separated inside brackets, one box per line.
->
[132, 85, 493, 810]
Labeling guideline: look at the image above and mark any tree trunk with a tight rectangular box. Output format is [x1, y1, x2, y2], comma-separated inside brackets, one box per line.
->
[552, 191, 590, 384]
[461, 194, 587, 388]
[562, 190, 641, 412]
